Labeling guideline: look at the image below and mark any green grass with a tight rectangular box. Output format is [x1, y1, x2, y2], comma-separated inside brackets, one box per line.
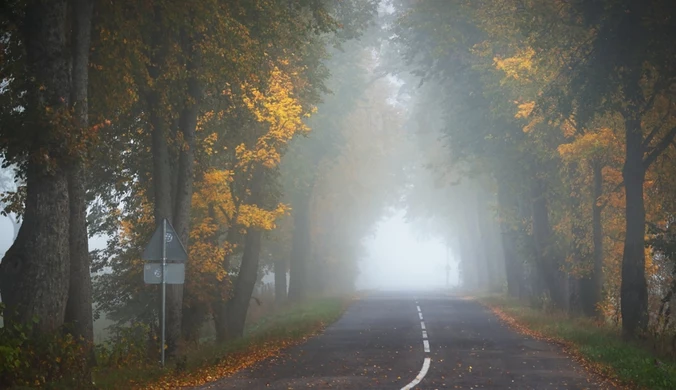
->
[480, 295, 676, 390]
[92, 296, 350, 389]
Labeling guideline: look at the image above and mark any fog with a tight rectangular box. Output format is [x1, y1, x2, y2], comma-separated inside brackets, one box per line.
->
[3, 3, 676, 381]
[356, 210, 459, 291]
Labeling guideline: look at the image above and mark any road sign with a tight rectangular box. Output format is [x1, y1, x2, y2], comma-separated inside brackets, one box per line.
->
[142, 219, 188, 262]
[144, 263, 185, 284]
[141, 219, 189, 368]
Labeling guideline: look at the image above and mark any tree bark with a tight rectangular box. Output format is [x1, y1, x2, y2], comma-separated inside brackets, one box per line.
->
[64, 0, 94, 358]
[620, 117, 649, 338]
[288, 195, 311, 302]
[172, 34, 202, 346]
[590, 160, 604, 317]
[0, 0, 71, 334]
[225, 169, 265, 339]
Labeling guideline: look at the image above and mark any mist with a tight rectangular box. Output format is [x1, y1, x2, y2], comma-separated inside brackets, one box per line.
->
[357, 209, 459, 291]
[2, 0, 676, 387]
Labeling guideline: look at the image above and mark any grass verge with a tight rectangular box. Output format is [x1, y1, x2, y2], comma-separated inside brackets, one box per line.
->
[479, 295, 676, 390]
[92, 297, 350, 389]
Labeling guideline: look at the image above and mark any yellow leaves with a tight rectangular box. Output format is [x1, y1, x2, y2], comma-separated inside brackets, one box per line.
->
[237, 203, 290, 231]
[238, 66, 312, 168]
[494, 47, 536, 81]
[202, 132, 218, 156]
[557, 127, 620, 162]
[522, 115, 543, 134]
[515, 101, 535, 119]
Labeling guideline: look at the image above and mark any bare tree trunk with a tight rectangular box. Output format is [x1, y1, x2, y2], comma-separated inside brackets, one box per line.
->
[64, 0, 94, 363]
[0, 0, 71, 334]
[621, 117, 649, 338]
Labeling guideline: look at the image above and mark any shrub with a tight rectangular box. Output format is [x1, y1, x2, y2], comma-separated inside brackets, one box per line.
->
[95, 321, 154, 369]
[0, 304, 92, 389]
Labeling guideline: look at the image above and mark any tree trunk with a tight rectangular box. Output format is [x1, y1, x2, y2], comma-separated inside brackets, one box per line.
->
[225, 169, 265, 339]
[497, 180, 522, 298]
[288, 196, 310, 302]
[476, 189, 501, 292]
[181, 301, 208, 343]
[621, 117, 649, 338]
[148, 89, 179, 355]
[590, 160, 604, 318]
[0, 0, 71, 334]
[172, 39, 202, 346]
[213, 230, 235, 343]
[530, 177, 566, 307]
[64, 0, 94, 361]
[274, 258, 287, 304]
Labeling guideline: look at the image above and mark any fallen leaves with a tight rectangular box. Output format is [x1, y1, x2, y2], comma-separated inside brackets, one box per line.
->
[481, 300, 626, 390]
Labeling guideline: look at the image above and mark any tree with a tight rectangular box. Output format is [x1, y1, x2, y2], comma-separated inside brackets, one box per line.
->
[0, 1, 95, 356]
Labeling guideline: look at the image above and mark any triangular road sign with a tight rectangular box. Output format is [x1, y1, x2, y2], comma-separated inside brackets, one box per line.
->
[142, 219, 188, 262]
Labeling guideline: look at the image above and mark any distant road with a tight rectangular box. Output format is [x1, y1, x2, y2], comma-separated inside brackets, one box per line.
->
[193, 291, 613, 389]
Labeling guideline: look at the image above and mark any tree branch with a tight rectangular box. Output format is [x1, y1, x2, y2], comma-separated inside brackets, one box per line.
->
[643, 103, 672, 149]
[643, 126, 676, 171]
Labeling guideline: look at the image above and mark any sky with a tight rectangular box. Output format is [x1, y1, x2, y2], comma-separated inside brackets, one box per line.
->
[0, 217, 12, 258]
[356, 209, 459, 291]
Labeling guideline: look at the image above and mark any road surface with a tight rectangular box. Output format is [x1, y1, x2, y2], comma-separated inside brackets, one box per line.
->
[194, 291, 613, 389]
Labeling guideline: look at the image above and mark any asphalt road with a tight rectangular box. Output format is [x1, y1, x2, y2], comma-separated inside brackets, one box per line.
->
[195, 291, 614, 389]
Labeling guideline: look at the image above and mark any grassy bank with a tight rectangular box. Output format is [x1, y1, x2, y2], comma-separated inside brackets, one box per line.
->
[479, 295, 676, 390]
[93, 297, 350, 389]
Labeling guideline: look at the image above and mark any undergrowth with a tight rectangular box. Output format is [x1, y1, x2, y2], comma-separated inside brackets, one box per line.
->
[92, 296, 349, 389]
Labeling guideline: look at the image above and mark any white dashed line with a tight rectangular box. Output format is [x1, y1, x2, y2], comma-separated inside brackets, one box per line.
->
[400, 302, 431, 390]
[400, 357, 431, 390]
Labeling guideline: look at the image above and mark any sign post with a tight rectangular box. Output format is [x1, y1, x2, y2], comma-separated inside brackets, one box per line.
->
[142, 218, 188, 367]
[161, 220, 166, 368]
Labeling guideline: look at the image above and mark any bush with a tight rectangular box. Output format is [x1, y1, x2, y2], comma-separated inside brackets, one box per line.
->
[0, 305, 92, 389]
[95, 321, 154, 369]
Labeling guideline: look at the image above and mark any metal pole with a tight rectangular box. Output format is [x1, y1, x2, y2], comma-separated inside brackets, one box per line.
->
[161, 219, 166, 368]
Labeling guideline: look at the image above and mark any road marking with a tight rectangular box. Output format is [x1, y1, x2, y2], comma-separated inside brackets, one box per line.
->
[400, 357, 431, 390]
[416, 305, 421, 312]
[420, 321, 426, 330]
[423, 339, 430, 352]
[422, 330, 428, 339]
[418, 312, 423, 320]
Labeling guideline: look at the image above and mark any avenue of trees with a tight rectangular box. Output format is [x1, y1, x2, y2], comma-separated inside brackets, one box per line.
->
[392, 0, 676, 341]
[0, 0, 410, 386]
[3, 0, 676, 387]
